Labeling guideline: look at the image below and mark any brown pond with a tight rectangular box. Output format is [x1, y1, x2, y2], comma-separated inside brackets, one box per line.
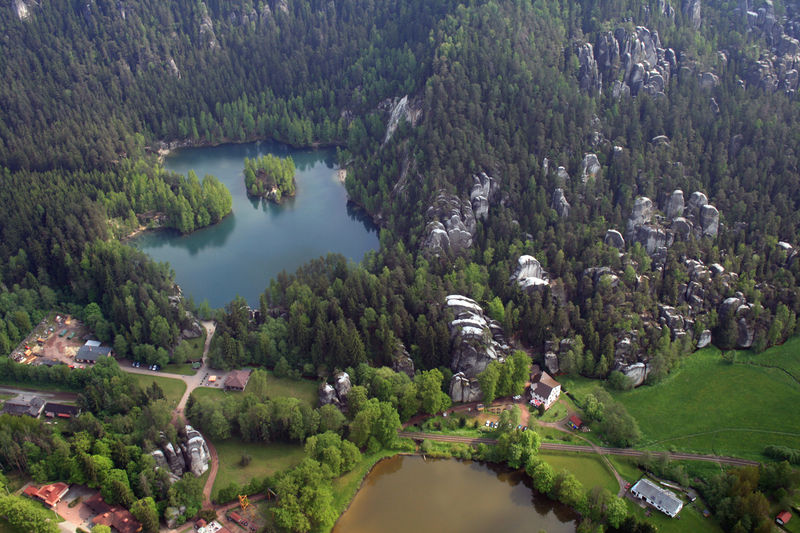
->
[333, 455, 578, 533]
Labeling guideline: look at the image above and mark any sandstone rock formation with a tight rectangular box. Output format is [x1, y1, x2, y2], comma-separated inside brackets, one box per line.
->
[446, 295, 509, 402]
[470, 172, 500, 221]
[422, 192, 476, 255]
[510, 255, 549, 290]
[383, 95, 422, 145]
[182, 425, 211, 477]
[604, 229, 625, 249]
[664, 189, 685, 220]
[449, 372, 482, 403]
[581, 153, 601, 182]
[551, 188, 570, 217]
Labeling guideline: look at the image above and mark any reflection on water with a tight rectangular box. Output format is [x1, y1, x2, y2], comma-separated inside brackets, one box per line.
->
[131, 141, 378, 308]
[333, 456, 577, 533]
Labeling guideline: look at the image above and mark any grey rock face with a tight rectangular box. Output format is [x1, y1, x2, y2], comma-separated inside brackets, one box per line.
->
[604, 229, 626, 249]
[720, 296, 743, 320]
[13, 0, 31, 20]
[392, 344, 415, 378]
[682, 0, 702, 29]
[163, 442, 186, 477]
[581, 153, 601, 182]
[422, 192, 476, 255]
[510, 255, 549, 290]
[700, 71, 719, 89]
[182, 425, 210, 477]
[470, 172, 499, 221]
[551, 188, 571, 217]
[671, 217, 693, 240]
[700, 204, 719, 236]
[664, 189, 685, 219]
[446, 295, 507, 383]
[544, 352, 560, 375]
[651, 135, 670, 145]
[556, 166, 570, 182]
[449, 372, 483, 403]
[578, 43, 601, 94]
[738, 318, 754, 348]
[383, 95, 422, 145]
[152, 450, 169, 471]
[697, 329, 712, 348]
[627, 197, 654, 236]
[635, 225, 673, 255]
[687, 191, 708, 213]
[319, 383, 338, 407]
[334, 372, 352, 400]
[621, 362, 649, 387]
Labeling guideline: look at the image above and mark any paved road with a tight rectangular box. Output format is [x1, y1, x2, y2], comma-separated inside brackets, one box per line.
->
[0, 386, 78, 403]
[399, 431, 760, 466]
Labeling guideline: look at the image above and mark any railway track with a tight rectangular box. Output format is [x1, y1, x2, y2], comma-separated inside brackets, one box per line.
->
[400, 431, 759, 466]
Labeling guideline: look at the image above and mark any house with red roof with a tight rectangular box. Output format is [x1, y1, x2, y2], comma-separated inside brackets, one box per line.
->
[568, 415, 584, 429]
[22, 482, 69, 508]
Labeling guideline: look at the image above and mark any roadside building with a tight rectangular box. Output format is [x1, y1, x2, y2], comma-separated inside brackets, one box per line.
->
[529, 371, 561, 410]
[44, 402, 81, 418]
[630, 479, 683, 517]
[86, 493, 142, 533]
[568, 415, 584, 429]
[777, 511, 792, 526]
[2, 395, 45, 417]
[224, 369, 252, 391]
[75, 345, 112, 364]
[22, 482, 69, 508]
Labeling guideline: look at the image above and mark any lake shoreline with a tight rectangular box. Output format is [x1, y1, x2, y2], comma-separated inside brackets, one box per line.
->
[151, 136, 344, 164]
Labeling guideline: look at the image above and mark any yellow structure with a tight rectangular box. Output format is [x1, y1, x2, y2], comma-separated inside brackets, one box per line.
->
[239, 494, 249, 511]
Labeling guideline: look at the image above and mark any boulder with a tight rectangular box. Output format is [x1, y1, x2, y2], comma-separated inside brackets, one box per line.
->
[449, 372, 483, 403]
[13, 0, 31, 21]
[664, 189, 685, 219]
[446, 295, 507, 382]
[319, 383, 338, 406]
[581, 153, 601, 182]
[651, 135, 670, 145]
[181, 426, 210, 477]
[659, 305, 685, 331]
[556, 166, 570, 182]
[687, 191, 708, 214]
[671, 217, 692, 240]
[635, 225, 673, 255]
[697, 329, 712, 348]
[700, 204, 719, 236]
[621, 362, 649, 387]
[551, 188, 571, 217]
[719, 296, 743, 320]
[334, 372, 352, 400]
[151, 449, 169, 471]
[700, 71, 719, 89]
[544, 352, 560, 375]
[604, 229, 625, 249]
[470, 172, 499, 221]
[510, 255, 549, 290]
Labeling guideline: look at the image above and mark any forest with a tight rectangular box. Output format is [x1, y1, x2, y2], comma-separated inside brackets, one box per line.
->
[2, 0, 800, 529]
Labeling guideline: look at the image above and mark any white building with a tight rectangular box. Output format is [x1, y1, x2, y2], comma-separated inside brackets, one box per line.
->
[630, 479, 684, 517]
[529, 371, 561, 410]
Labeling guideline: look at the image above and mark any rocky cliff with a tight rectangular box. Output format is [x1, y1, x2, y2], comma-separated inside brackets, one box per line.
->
[150, 426, 210, 480]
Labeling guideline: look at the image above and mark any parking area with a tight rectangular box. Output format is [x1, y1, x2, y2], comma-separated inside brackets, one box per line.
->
[55, 485, 98, 531]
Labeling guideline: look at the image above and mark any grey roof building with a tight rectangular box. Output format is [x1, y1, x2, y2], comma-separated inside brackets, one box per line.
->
[75, 345, 112, 363]
[2, 395, 45, 417]
[630, 479, 684, 517]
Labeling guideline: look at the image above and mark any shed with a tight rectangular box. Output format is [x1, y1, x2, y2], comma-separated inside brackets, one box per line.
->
[777, 511, 792, 526]
[225, 369, 252, 391]
[75, 345, 112, 363]
[569, 415, 584, 429]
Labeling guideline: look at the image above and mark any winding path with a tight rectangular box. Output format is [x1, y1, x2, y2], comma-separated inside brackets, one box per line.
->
[399, 431, 760, 467]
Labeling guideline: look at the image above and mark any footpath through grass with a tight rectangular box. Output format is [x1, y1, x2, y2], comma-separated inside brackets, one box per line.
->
[129, 374, 186, 408]
[610, 345, 800, 460]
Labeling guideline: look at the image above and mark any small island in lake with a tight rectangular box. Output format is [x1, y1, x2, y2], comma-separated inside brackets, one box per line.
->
[244, 154, 296, 203]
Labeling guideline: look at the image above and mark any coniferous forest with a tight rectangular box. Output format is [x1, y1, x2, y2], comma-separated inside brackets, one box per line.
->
[3, 0, 800, 531]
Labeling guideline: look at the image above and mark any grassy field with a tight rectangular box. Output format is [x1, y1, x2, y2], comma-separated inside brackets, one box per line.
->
[736, 335, 800, 382]
[212, 440, 305, 496]
[129, 374, 186, 408]
[540, 451, 619, 494]
[626, 498, 722, 533]
[163, 362, 199, 376]
[610, 346, 800, 460]
[261, 371, 318, 407]
[536, 399, 569, 422]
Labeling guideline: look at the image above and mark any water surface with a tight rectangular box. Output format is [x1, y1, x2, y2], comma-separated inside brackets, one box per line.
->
[132, 141, 378, 307]
[334, 455, 578, 533]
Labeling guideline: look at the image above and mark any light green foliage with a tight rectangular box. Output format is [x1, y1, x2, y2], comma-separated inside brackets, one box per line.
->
[130, 497, 159, 533]
[0, 494, 59, 533]
[496, 424, 541, 469]
[305, 431, 362, 477]
[273, 459, 338, 533]
[414, 369, 451, 414]
[348, 399, 401, 448]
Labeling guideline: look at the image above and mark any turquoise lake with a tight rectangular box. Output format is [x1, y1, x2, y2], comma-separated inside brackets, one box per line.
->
[132, 141, 379, 308]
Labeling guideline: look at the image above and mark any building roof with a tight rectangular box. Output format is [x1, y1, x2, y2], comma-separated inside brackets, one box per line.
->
[533, 371, 560, 388]
[777, 511, 792, 524]
[225, 369, 252, 390]
[44, 403, 80, 418]
[92, 507, 141, 533]
[23, 483, 69, 507]
[2, 395, 45, 417]
[85, 340, 102, 347]
[631, 479, 683, 516]
[85, 492, 112, 515]
[569, 415, 583, 427]
[76, 345, 112, 361]
[531, 381, 553, 399]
